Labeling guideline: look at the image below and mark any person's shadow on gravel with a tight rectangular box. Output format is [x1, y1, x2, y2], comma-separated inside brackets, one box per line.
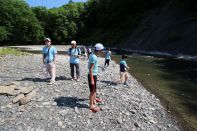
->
[100, 80, 117, 86]
[54, 97, 89, 109]
[19, 76, 70, 82]
[19, 77, 47, 82]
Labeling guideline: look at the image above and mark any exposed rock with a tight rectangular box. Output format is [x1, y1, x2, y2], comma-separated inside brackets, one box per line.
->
[12, 94, 25, 104]
[20, 97, 31, 105]
[58, 121, 63, 127]
[52, 102, 57, 106]
[0, 53, 180, 130]
[0, 86, 14, 95]
[10, 81, 21, 86]
[42, 102, 51, 106]
[74, 107, 79, 114]
[6, 103, 13, 109]
[26, 89, 36, 99]
[20, 86, 34, 94]
[134, 122, 140, 128]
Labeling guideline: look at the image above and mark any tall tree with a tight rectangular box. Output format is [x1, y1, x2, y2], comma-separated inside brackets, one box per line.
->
[0, 0, 44, 44]
[69, 0, 73, 4]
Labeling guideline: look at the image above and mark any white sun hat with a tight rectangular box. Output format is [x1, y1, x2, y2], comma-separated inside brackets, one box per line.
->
[71, 40, 77, 45]
[44, 38, 51, 42]
[95, 43, 104, 51]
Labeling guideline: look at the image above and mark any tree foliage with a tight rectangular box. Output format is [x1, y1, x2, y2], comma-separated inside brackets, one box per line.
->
[0, 0, 44, 44]
[0, 0, 194, 45]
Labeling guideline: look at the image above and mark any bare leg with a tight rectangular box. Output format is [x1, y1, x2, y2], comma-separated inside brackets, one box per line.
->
[124, 72, 128, 83]
[50, 62, 56, 82]
[89, 92, 96, 109]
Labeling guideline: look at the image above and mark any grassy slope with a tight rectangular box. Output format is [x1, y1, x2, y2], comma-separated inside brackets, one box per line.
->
[0, 48, 29, 56]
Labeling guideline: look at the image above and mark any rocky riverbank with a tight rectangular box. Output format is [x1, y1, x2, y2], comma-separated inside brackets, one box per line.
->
[0, 54, 180, 130]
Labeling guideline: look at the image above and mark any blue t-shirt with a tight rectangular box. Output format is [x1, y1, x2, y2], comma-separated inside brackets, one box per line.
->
[120, 60, 127, 72]
[42, 46, 57, 63]
[105, 51, 111, 60]
[68, 48, 81, 64]
[88, 53, 98, 76]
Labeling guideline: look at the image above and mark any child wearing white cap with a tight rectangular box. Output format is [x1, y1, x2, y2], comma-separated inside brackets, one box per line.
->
[88, 43, 104, 112]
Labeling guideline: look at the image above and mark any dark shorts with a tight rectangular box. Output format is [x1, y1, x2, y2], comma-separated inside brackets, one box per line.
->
[105, 59, 110, 64]
[88, 74, 97, 92]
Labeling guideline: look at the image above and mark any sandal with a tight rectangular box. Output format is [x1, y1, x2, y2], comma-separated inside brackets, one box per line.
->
[96, 98, 103, 103]
[90, 106, 101, 113]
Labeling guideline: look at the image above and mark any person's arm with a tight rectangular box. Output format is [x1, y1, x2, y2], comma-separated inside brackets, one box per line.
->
[42, 54, 45, 64]
[53, 48, 58, 64]
[125, 62, 130, 69]
[123, 61, 130, 69]
[68, 49, 71, 56]
[54, 54, 57, 64]
[89, 63, 95, 85]
[42, 48, 45, 64]
[77, 48, 81, 58]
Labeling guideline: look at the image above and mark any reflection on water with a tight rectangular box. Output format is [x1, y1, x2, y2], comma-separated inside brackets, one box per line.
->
[113, 54, 197, 130]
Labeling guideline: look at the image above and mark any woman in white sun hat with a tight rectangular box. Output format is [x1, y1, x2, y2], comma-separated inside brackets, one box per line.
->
[68, 40, 81, 81]
[88, 43, 104, 112]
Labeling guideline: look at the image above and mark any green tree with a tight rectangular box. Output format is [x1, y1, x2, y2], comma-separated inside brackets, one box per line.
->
[69, 0, 73, 4]
[0, 26, 10, 41]
[0, 0, 44, 44]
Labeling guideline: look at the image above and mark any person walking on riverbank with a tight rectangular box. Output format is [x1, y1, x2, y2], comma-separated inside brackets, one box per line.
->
[42, 38, 57, 85]
[104, 48, 111, 67]
[68, 40, 81, 81]
[81, 46, 87, 61]
[87, 45, 92, 59]
[88, 43, 104, 112]
[115, 55, 130, 86]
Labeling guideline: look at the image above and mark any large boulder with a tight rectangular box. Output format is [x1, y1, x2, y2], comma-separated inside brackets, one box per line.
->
[19, 90, 36, 105]
[0, 86, 20, 96]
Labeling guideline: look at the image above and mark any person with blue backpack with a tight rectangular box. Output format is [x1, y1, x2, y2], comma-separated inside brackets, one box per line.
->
[68, 40, 81, 81]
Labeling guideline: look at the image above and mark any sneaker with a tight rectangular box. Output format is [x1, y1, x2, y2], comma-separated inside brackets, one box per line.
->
[47, 81, 55, 85]
[71, 78, 74, 81]
[76, 79, 80, 82]
[123, 82, 128, 86]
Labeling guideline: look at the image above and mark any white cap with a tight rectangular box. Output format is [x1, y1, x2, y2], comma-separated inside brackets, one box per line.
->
[95, 43, 104, 51]
[44, 38, 51, 42]
[71, 40, 77, 45]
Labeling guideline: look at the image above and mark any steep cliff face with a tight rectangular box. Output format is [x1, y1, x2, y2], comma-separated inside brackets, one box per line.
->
[121, 4, 197, 55]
